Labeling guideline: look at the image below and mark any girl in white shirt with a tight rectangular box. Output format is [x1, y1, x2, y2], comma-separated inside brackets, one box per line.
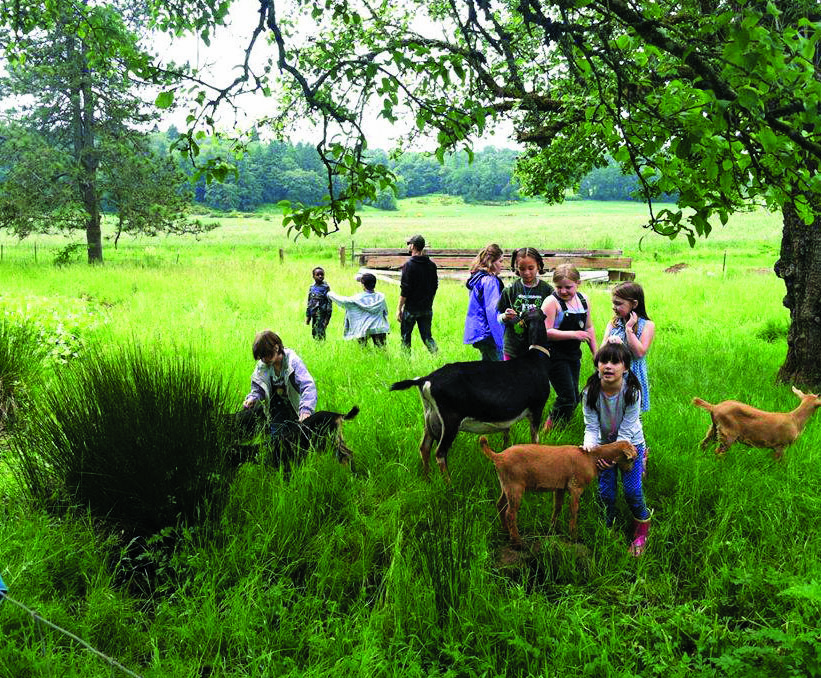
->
[582, 342, 651, 557]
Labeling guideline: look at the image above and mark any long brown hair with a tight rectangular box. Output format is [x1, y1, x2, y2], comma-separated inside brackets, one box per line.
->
[612, 281, 650, 320]
[469, 243, 503, 274]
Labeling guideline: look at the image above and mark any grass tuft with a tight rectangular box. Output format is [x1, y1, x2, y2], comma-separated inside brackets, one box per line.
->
[9, 342, 236, 538]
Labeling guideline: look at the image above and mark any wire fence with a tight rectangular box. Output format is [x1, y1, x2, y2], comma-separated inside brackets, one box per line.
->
[0, 578, 144, 678]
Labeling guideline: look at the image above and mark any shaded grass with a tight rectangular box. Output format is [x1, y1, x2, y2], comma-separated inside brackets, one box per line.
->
[9, 343, 236, 538]
[0, 316, 44, 433]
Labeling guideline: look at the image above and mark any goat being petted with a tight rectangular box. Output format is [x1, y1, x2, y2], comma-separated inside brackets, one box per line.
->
[693, 386, 821, 460]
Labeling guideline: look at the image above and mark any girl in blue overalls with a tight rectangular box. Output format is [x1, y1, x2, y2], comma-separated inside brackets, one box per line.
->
[540, 263, 597, 430]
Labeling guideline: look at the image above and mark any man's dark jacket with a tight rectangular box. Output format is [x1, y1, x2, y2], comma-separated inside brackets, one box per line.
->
[400, 255, 438, 312]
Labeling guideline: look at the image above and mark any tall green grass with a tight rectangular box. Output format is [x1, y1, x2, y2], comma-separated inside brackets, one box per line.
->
[0, 317, 44, 433]
[1, 201, 818, 677]
[9, 343, 236, 538]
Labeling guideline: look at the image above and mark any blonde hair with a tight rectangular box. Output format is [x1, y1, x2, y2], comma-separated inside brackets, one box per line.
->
[469, 243, 504, 274]
[552, 263, 581, 284]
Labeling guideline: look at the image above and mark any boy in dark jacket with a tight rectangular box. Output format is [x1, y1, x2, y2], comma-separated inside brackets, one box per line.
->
[305, 267, 333, 340]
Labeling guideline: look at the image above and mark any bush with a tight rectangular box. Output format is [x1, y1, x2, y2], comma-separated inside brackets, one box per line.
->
[0, 316, 44, 433]
[9, 343, 236, 537]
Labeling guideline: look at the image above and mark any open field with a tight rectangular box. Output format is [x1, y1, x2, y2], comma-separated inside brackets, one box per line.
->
[1, 199, 819, 677]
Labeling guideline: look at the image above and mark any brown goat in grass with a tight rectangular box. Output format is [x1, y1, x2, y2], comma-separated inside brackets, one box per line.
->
[693, 386, 821, 460]
[479, 437, 637, 545]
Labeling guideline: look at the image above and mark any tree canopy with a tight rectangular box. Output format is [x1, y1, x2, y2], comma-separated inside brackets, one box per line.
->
[144, 0, 821, 244]
[2, 0, 820, 384]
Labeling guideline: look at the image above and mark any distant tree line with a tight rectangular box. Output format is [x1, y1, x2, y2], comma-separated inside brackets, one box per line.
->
[157, 127, 667, 211]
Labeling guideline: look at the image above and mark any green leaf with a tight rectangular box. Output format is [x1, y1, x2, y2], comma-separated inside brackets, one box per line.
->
[758, 127, 778, 152]
[155, 91, 174, 109]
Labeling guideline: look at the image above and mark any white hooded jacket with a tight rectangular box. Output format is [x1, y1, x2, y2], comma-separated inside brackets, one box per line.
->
[328, 290, 390, 340]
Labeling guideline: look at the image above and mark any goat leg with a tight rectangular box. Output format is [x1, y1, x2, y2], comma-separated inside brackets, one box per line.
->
[699, 422, 716, 450]
[715, 429, 733, 456]
[549, 489, 565, 533]
[568, 486, 584, 542]
[496, 492, 509, 531]
[505, 491, 524, 547]
[434, 424, 460, 482]
[419, 429, 435, 477]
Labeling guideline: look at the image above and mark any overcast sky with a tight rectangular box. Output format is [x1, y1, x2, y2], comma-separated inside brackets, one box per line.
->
[155, 0, 517, 152]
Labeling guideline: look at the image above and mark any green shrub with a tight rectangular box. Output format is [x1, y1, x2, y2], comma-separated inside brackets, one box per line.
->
[0, 316, 44, 433]
[9, 343, 236, 537]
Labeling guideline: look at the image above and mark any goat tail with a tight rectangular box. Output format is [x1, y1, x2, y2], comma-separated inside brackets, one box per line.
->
[478, 436, 497, 462]
[692, 397, 714, 412]
[343, 406, 360, 420]
[390, 378, 423, 392]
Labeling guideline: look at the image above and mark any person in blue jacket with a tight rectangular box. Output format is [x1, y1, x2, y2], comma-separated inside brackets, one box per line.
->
[463, 243, 505, 361]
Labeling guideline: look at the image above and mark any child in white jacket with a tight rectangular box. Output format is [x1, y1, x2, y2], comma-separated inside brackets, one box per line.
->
[328, 273, 390, 346]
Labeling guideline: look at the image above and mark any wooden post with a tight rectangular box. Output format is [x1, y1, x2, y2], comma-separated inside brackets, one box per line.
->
[351, 239, 355, 265]
[339, 246, 346, 267]
[279, 248, 285, 263]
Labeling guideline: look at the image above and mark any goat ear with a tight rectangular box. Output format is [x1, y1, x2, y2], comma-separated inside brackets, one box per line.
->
[792, 385, 807, 399]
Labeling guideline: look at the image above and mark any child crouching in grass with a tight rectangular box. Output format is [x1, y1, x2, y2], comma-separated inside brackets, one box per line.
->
[235, 330, 317, 444]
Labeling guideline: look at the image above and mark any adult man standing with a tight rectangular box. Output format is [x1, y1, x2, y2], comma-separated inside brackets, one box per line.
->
[396, 234, 438, 352]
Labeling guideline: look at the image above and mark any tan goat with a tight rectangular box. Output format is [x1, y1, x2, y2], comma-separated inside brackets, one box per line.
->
[693, 386, 821, 460]
[478, 436, 637, 544]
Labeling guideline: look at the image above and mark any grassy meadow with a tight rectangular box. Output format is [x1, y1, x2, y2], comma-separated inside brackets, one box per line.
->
[1, 197, 819, 677]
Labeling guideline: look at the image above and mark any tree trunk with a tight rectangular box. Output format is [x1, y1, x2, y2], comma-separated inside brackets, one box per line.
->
[68, 30, 103, 264]
[82, 177, 103, 263]
[774, 200, 821, 389]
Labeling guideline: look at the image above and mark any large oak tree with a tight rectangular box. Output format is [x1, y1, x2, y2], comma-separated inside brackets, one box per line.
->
[168, 0, 816, 386]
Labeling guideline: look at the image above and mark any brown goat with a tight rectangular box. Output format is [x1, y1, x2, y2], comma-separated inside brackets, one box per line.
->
[693, 386, 821, 460]
[479, 437, 637, 545]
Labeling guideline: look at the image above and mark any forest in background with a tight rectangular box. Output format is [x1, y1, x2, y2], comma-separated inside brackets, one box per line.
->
[0, 120, 670, 223]
[158, 126, 676, 211]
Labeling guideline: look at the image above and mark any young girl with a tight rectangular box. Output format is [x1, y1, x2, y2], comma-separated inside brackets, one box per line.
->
[463, 243, 505, 361]
[497, 248, 554, 360]
[582, 342, 651, 556]
[305, 266, 333, 340]
[540, 263, 596, 428]
[602, 282, 655, 412]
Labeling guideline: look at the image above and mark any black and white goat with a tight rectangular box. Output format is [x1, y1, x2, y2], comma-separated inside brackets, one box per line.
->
[390, 308, 551, 479]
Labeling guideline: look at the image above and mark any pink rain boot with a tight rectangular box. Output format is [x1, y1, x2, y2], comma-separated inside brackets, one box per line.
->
[629, 517, 651, 557]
